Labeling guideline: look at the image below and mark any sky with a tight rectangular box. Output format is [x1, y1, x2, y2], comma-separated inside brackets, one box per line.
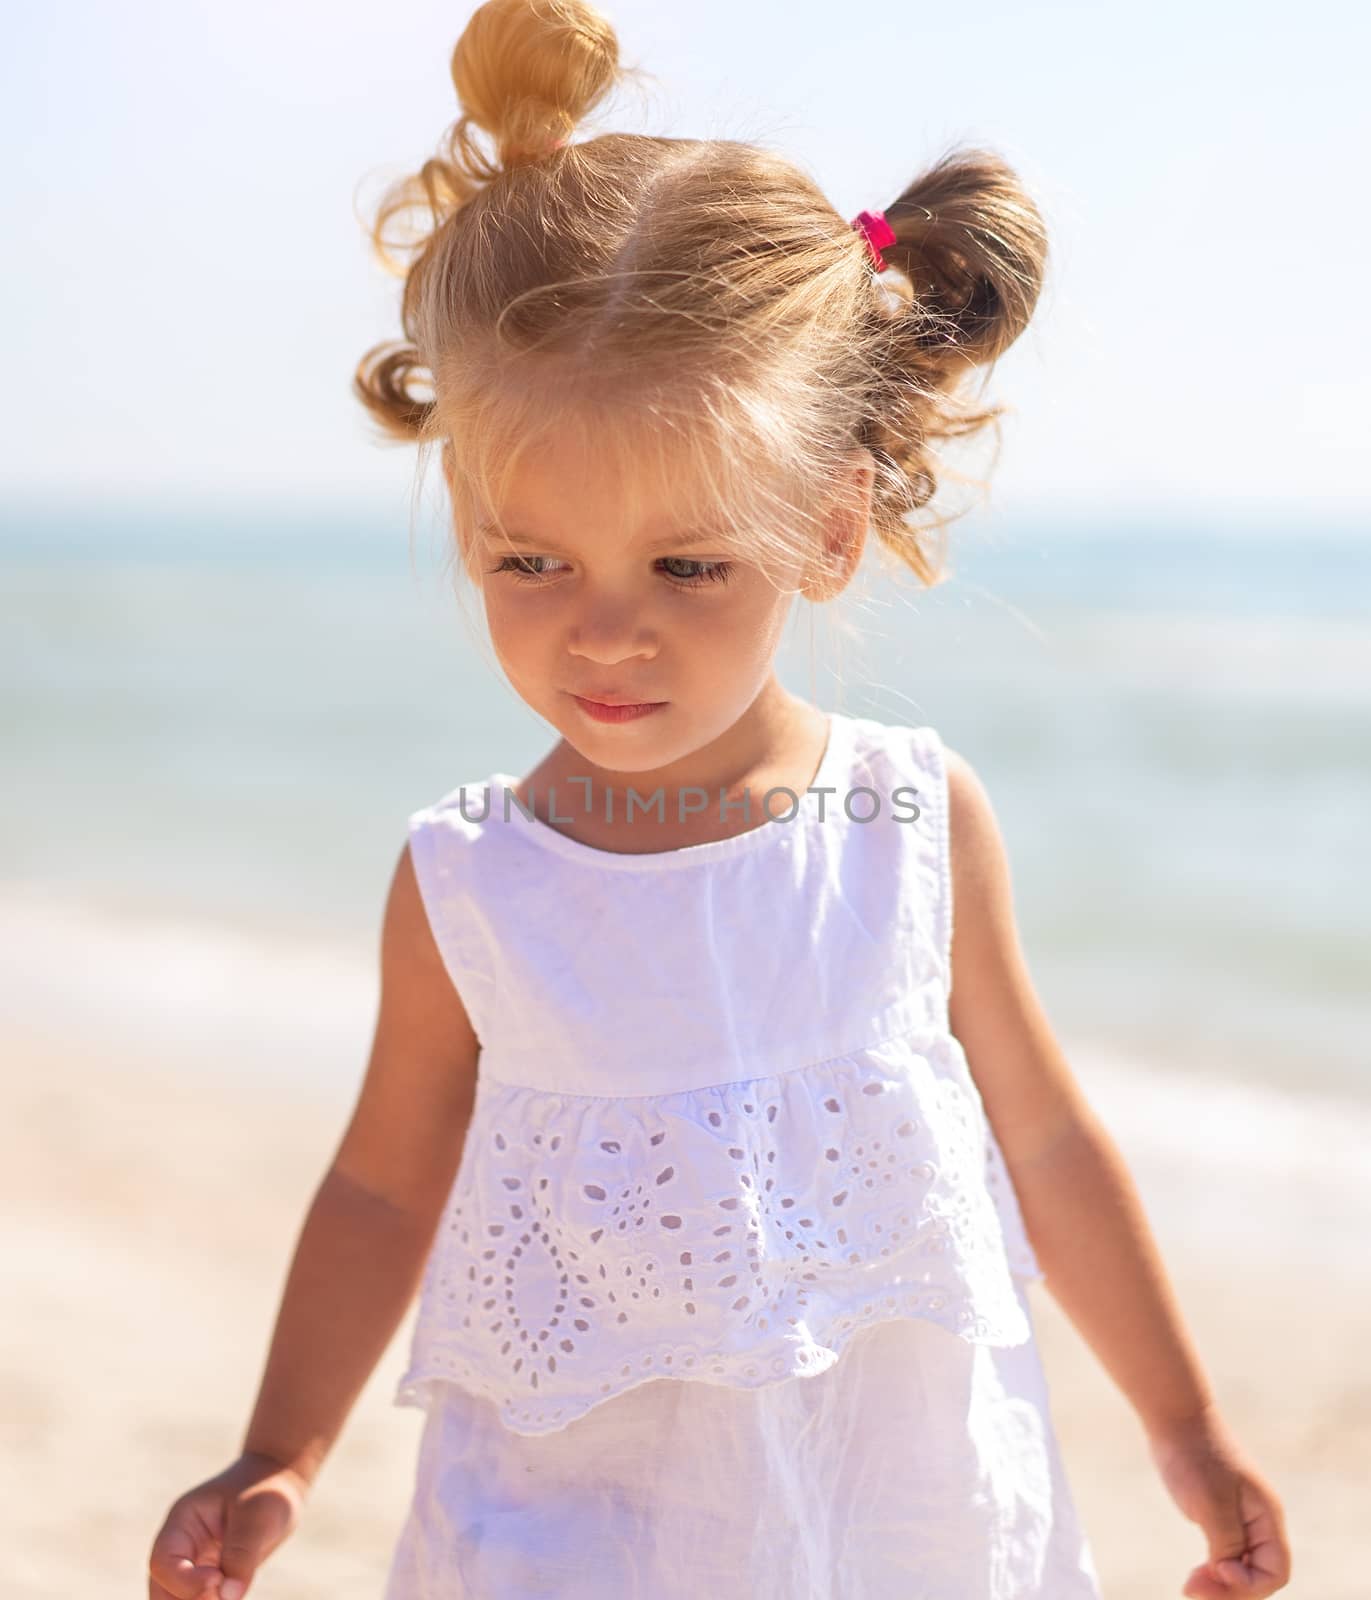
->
[2, 0, 1367, 526]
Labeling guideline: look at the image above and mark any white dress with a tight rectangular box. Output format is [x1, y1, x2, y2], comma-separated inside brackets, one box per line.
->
[382, 711, 1103, 1599]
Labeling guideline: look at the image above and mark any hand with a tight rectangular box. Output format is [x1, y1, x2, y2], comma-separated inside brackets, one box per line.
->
[1146, 1403, 1292, 1598]
[147, 1451, 310, 1600]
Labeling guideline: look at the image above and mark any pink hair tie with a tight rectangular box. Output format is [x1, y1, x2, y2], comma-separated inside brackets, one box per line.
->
[505, 135, 571, 163]
[851, 208, 896, 273]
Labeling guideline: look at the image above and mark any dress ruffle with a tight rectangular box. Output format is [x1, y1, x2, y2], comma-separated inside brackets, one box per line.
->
[396, 1022, 1044, 1436]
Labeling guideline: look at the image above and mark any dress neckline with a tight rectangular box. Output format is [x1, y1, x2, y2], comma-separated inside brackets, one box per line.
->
[487, 709, 853, 872]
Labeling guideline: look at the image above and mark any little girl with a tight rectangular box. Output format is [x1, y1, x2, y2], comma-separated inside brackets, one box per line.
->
[148, 2, 1293, 1597]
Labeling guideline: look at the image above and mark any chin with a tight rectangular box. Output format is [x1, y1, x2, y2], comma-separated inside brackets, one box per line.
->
[572, 722, 683, 772]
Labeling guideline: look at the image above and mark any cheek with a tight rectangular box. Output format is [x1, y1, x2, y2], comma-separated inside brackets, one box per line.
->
[482, 584, 546, 644]
[668, 594, 792, 693]
[480, 591, 547, 686]
[662, 583, 783, 647]
[714, 581, 796, 654]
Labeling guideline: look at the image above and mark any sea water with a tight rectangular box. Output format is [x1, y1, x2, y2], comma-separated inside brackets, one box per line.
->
[3, 496, 1367, 1266]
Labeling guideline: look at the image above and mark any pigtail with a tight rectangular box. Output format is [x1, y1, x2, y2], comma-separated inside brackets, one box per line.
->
[352, 0, 636, 447]
[859, 146, 1050, 584]
[886, 146, 1047, 375]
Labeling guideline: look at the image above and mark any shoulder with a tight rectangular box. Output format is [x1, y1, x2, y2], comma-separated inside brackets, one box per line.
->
[404, 775, 514, 886]
[379, 837, 480, 1037]
[940, 739, 1026, 998]
[411, 775, 505, 836]
[940, 740, 1023, 970]
[941, 743, 1008, 886]
[856, 722, 1004, 868]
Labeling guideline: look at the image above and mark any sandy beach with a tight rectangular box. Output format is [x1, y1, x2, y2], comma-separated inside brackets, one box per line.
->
[3, 1013, 1364, 1600]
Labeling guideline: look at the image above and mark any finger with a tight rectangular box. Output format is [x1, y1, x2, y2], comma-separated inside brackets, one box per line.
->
[1183, 1561, 1237, 1600]
[1222, 1529, 1292, 1594]
[148, 1552, 225, 1600]
[1203, 1481, 1250, 1568]
[1242, 1508, 1293, 1587]
[1202, 1490, 1291, 1596]
[1183, 1551, 1283, 1600]
[148, 1514, 224, 1600]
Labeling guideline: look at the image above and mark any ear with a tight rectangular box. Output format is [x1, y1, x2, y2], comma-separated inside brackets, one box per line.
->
[801, 448, 875, 602]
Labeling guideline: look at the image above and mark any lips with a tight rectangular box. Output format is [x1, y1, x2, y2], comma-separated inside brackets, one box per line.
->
[569, 693, 667, 724]
[574, 692, 663, 707]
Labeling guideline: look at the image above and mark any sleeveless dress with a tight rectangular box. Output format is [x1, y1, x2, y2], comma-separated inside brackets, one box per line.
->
[381, 711, 1103, 1600]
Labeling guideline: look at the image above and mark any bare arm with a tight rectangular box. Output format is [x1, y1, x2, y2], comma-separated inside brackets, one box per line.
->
[942, 747, 1216, 1440]
[237, 839, 482, 1488]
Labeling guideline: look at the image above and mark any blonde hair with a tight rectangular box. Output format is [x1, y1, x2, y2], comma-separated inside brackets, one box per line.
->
[353, 0, 1049, 598]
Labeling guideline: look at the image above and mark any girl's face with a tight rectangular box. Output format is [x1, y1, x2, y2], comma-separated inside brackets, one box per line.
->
[462, 425, 870, 779]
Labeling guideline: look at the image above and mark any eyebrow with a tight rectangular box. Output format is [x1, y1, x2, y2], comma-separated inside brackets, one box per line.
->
[480, 525, 723, 554]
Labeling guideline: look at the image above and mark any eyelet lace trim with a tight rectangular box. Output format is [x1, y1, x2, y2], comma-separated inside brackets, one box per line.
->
[395, 1026, 1043, 1436]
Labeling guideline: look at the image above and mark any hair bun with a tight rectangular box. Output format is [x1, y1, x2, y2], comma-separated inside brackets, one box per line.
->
[450, 0, 620, 171]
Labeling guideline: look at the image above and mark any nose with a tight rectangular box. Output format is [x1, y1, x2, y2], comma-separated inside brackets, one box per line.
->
[566, 593, 659, 666]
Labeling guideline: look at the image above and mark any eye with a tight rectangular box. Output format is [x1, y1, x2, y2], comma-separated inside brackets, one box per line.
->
[490, 554, 564, 583]
[658, 557, 734, 588]
[490, 553, 734, 589]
